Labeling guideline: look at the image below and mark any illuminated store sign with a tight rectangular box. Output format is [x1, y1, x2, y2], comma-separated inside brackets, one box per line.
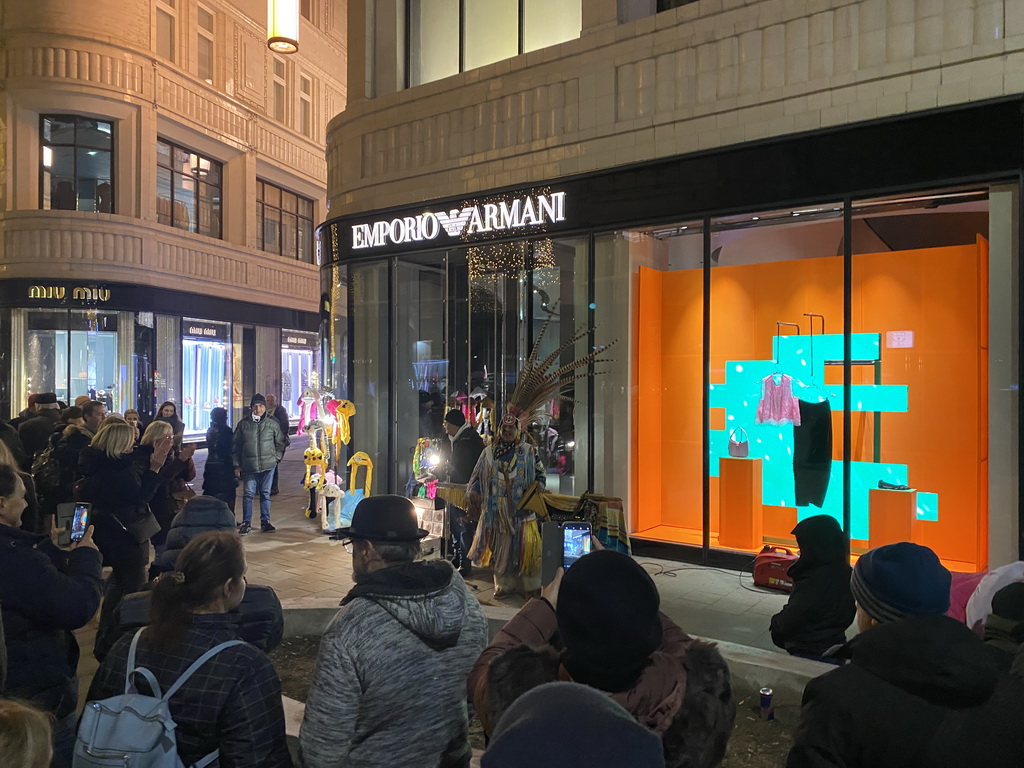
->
[183, 321, 229, 341]
[28, 285, 110, 302]
[351, 191, 567, 250]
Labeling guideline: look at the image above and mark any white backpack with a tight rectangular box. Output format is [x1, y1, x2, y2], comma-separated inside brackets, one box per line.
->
[74, 628, 243, 768]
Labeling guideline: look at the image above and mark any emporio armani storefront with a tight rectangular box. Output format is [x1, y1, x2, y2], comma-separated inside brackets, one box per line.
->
[319, 99, 1024, 571]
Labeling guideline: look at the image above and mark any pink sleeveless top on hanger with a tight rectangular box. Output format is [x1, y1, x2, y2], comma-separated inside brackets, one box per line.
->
[756, 374, 802, 426]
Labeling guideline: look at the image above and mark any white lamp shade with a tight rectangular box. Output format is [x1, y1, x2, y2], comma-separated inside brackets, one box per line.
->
[268, 0, 299, 53]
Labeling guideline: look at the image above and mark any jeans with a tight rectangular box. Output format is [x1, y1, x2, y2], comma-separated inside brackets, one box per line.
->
[242, 469, 275, 524]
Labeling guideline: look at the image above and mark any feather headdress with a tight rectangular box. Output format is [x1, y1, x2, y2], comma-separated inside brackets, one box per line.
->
[504, 311, 616, 429]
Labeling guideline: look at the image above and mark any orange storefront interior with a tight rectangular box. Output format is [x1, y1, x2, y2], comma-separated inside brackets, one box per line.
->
[634, 235, 990, 573]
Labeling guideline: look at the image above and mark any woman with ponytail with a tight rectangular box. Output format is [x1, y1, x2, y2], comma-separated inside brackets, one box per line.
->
[86, 531, 292, 768]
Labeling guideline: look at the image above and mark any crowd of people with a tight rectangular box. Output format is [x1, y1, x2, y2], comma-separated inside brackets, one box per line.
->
[0, 393, 1023, 767]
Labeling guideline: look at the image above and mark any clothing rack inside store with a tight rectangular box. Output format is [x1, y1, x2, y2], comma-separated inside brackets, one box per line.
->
[772, 322, 801, 372]
[802, 312, 835, 400]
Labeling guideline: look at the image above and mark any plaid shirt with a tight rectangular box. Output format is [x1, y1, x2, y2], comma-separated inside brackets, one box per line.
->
[87, 613, 292, 768]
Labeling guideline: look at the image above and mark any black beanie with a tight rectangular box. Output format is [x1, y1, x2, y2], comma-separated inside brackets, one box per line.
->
[991, 582, 1024, 623]
[556, 550, 662, 692]
[250, 393, 267, 409]
[445, 409, 466, 427]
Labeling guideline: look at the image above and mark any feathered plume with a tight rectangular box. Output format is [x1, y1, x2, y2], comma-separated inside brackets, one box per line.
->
[505, 306, 617, 426]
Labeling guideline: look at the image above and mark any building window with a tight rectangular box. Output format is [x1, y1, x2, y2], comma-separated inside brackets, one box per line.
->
[299, 74, 313, 137]
[156, 0, 177, 62]
[156, 138, 222, 239]
[197, 5, 215, 84]
[408, 0, 581, 87]
[40, 115, 114, 213]
[272, 58, 287, 123]
[257, 180, 314, 263]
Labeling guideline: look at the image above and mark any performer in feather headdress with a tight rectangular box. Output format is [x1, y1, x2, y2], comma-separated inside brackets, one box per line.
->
[467, 318, 614, 597]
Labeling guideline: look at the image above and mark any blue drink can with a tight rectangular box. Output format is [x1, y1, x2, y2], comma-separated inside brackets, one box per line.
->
[759, 687, 775, 721]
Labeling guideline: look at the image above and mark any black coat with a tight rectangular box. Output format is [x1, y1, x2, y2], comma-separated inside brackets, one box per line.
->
[770, 515, 855, 656]
[18, 409, 61, 460]
[76, 447, 163, 562]
[203, 422, 237, 496]
[0, 420, 30, 471]
[787, 614, 1024, 768]
[0, 523, 103, 716]
[443, 426, 485, 485]
[149, 495, 239, 577]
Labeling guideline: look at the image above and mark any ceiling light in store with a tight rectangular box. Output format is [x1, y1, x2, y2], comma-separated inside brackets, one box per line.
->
[42, 146, 53, 168]
[267, 0, 299, 53]
[190, 155, 211, 178]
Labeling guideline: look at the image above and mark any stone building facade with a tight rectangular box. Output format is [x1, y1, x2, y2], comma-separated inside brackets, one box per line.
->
[0, 0, 346, 430]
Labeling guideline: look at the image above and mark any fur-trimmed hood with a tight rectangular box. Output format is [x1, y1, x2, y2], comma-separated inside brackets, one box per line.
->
[484, 638, 734, 768]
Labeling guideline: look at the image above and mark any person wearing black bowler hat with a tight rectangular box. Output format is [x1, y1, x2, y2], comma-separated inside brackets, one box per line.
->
[299, 495, 487, 768]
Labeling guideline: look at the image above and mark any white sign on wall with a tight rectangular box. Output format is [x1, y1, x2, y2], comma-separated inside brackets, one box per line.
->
[351, 191, 567, 250]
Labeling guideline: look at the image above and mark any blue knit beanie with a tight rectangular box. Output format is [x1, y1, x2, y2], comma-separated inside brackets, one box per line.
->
[851, 542, 951, 623]
[482, 682, 665, 768]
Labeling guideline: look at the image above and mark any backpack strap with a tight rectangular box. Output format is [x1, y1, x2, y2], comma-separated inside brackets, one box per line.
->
[162, 639, 246, 702]
[125, 627, 163, 698]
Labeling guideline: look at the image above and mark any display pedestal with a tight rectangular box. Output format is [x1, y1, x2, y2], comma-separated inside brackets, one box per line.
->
[719, 457, 763, 550]
[868, 488, 917, 549]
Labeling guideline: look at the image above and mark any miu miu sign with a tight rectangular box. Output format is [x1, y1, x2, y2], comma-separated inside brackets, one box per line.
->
[29, 285, 111, 302]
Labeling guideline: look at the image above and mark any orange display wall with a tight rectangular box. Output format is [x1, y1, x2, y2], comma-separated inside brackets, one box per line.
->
[634, 238, 989, 572]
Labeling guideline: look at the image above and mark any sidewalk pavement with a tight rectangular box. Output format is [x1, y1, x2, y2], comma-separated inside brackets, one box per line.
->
[75, 446, 796, 707]
[204, 448, 794, 652]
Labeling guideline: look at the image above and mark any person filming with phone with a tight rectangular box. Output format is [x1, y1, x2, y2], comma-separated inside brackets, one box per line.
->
[0, 463, 103, 766]
[468, 544, 736, 768]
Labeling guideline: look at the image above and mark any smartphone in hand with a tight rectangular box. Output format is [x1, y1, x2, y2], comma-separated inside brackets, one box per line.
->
[541, 521, 593, 586]
[70, 503, 91, 543]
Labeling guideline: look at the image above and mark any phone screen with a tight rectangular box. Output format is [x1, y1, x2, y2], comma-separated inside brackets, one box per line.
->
[70, 505, 89, 543]
[562, 524, 592, 570]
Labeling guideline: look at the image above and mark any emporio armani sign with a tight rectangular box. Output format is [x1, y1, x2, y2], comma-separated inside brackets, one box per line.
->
[351, 191, 567, 250]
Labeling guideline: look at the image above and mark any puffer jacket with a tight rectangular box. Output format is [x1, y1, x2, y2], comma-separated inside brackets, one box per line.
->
[233, 416, 285, 475]
[299, 560, 488, 768]
[105, 584, 285, 659]
[0, 522, 102, 716]
[468, 599, 735, 768]
[203, 422, 237, 496]
[149, 495, 238, 576]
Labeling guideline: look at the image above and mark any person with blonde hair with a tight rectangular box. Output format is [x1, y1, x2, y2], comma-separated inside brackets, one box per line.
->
[77, 421, 172, 660]
[134, 421, 196, 551]
[0, 700, 54, 768]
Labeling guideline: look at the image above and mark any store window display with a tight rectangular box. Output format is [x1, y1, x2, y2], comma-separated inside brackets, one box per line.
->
[630, 188, 1000, 571]
[281, 330, 316, 422]
[181, 319, 231, 436]
[24, 310, 119, 408]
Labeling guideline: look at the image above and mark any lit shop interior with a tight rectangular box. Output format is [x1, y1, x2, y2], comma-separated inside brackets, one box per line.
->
[627, 187, 1010, 573]
[322, 182, 1017, 573]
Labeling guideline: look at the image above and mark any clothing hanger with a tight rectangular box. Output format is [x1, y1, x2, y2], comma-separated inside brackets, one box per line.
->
[770, 322, 801, 380]
[800, 312, 835, 402]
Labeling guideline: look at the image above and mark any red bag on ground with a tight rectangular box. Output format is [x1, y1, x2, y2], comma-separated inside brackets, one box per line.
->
[753, 545, 798, 592]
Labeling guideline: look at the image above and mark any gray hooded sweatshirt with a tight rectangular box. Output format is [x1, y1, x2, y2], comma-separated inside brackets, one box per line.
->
[300, 559, 487, 768]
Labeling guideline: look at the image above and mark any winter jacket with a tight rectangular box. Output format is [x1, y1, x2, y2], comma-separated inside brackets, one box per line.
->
[149, 496, 239, 576]
[468, 598, 735, 768]
[88, 613, 293, 768]
[1014, 645, 1024, 680]
[299, 559, 488, 768]
[982, 614, 1024, 671]
[270, 405, 291, 446]
[786, 614, 1024, 768]
[443, 425, 486, 485]
[16, 470, 41, 535]
[233, 416, 286, 475]
[0, 420, 30, 471]
[105, 584, 285, 659]
[770, 516, 855, 657]
[0, 522, 103, 717]
[76, 447, 163, 561]
[203, 421, 238, 496]
[18, 408, 61, 460]
[132, 444, 196, 546]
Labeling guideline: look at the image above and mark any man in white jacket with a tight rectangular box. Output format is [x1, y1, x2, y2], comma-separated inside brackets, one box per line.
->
[299, 495, 488, 768]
